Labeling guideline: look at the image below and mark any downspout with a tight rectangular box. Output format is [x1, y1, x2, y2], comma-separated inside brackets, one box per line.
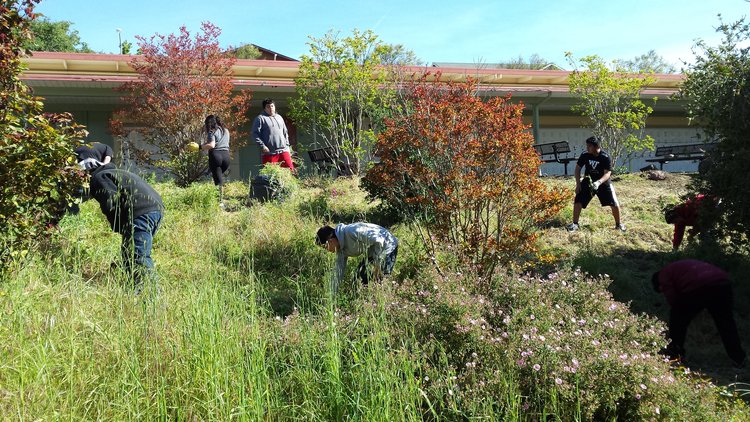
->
[532, 91, 553, 144]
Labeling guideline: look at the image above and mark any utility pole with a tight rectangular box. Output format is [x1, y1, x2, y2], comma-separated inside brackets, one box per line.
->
[116, 28, 122, 54]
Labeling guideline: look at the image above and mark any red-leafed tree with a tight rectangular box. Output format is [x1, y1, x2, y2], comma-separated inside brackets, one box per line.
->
[111, 22, 251, 186]
[363, 75, 567, 281]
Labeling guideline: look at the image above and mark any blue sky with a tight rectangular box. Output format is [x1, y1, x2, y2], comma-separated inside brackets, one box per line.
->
[36, 0, 748, 69]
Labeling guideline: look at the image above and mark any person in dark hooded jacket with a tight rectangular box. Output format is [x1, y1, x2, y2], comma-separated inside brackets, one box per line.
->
[82, 159, 164, 291]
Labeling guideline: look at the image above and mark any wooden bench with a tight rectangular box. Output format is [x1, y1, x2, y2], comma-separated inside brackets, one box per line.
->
[307, 146, 337, 174]
[645, 143, 717, 170]
[533, 141, 577, 176]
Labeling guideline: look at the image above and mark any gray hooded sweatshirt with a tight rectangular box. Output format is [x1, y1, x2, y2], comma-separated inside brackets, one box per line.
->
[332, 223, 398, 293]
[251, 112, 290, 155]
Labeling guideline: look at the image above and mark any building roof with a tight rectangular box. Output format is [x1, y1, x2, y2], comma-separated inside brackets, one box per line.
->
[251, 44, 298, 61]
[20, 51, 686, 111]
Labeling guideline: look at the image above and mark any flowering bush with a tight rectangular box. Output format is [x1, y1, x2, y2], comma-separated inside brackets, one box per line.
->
[384, 266, 744, 420]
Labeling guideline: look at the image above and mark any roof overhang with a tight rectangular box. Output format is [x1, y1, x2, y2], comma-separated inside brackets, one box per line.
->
[20, 51, 685, 107]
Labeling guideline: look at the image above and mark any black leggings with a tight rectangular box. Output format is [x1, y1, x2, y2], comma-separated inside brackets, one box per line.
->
[208, 149, 230, 186]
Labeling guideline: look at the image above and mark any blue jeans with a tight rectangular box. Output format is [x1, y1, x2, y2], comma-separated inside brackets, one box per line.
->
[356, 245, 398, 285]
[121, 211, 162, 286]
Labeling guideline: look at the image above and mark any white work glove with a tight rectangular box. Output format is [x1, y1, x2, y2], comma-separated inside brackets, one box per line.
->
[592, 180, 601, 190]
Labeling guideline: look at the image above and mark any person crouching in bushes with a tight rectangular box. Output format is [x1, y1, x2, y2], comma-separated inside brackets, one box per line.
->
[664, 194, 717, 251]
[79, 158, 164, 293]
[315, 223, 398, 294]
[651, 259, 746, 367]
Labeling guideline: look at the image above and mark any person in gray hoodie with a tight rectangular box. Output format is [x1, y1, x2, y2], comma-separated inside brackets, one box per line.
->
[251, 98, 295, 171]
[315, 223, 398, 294]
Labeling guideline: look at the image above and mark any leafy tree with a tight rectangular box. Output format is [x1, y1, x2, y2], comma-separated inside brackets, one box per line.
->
[498, 53, 557, 70]
[290, 29, 397, 175]
[227, 43, 261, 60]
[567, 53, 656, 168]
[25, 16, 92, 52]
[1, 0, 86, 270]
[679, 18, 750, 251]
[377, 43, 423, 66]
[615, 49, 677, 74]
[362, 75, 567, 281]
[120, 39, 132, 55]
[110, 22, 252, 187]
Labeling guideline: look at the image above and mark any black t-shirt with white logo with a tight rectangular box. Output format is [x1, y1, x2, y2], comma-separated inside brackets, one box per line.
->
[577, 151, 612, 185]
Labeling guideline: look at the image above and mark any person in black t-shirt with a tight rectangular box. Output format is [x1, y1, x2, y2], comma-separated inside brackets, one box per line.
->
[566, 136, 626, 232]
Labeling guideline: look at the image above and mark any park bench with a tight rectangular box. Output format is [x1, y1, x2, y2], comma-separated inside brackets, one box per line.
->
[645, 143, 717, 170]
[307, 146, 337, 175]
[533, 141, 577, 176]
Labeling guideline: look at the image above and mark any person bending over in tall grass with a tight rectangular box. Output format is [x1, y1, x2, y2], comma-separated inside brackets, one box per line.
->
[315, 223, 398, 294]
[79, 158, 164, 294]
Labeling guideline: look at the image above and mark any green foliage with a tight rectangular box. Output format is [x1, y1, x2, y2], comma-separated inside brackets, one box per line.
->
[0, 0, 86, 272]
[258, 163, 299, 201]
[120, 39, 132, 55]
[290, 29, 398, 175]
[377, 43, 423, 66]
[679, 18, 750, 251]
[0, 177, 748, 419]
[567, 54, 656, 167]
[497, 53, 557, 70]
[615, 49, 678, 74]
[24, 16, 93, 52]
[227, 43, 261, 59]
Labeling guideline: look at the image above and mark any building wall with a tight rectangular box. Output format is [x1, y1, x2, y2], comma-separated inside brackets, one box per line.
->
[41, 95, 705, 179]
[536, 127, 706, 175]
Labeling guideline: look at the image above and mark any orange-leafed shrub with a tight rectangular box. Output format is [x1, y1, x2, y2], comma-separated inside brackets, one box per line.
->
[363, 75, 566, 280]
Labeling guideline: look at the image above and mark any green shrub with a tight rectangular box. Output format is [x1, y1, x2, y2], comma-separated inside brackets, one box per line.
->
[1, 3, 86, 271]
[258, 163, 299, 201]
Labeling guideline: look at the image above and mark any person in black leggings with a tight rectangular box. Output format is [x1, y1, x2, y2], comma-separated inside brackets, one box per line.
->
[201, 115, 230, 207]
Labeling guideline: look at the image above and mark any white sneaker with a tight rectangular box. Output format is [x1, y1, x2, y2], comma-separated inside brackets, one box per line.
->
[566, 223, 579, 232]
[615, 223, 626, 232]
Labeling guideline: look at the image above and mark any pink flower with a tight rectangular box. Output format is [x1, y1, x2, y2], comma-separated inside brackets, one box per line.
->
[533, 364, 541, 371]
[555, 377, 563, 385]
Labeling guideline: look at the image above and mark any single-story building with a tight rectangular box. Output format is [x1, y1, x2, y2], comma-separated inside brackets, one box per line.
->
[21, 51, 701, 179]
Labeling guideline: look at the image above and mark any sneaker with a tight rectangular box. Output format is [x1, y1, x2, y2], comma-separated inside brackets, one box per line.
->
[566, 223, 579, 232]
[615, 223, 627, 232]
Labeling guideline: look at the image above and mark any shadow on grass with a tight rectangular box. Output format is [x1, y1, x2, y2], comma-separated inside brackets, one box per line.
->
[573, 244, 750, 387]
[210, 233, 330, 318]
[297, 193, 401, 228]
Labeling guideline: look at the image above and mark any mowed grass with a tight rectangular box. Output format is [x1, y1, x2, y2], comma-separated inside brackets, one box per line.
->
[0, 172, 748, 420]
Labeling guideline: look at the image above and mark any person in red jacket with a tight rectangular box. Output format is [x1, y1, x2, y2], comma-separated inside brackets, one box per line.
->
[652, 259, 746, 366]
[665, 194, 713, 250]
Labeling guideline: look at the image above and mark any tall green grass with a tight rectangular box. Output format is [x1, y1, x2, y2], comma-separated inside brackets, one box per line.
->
[0, 176, 747, 420]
